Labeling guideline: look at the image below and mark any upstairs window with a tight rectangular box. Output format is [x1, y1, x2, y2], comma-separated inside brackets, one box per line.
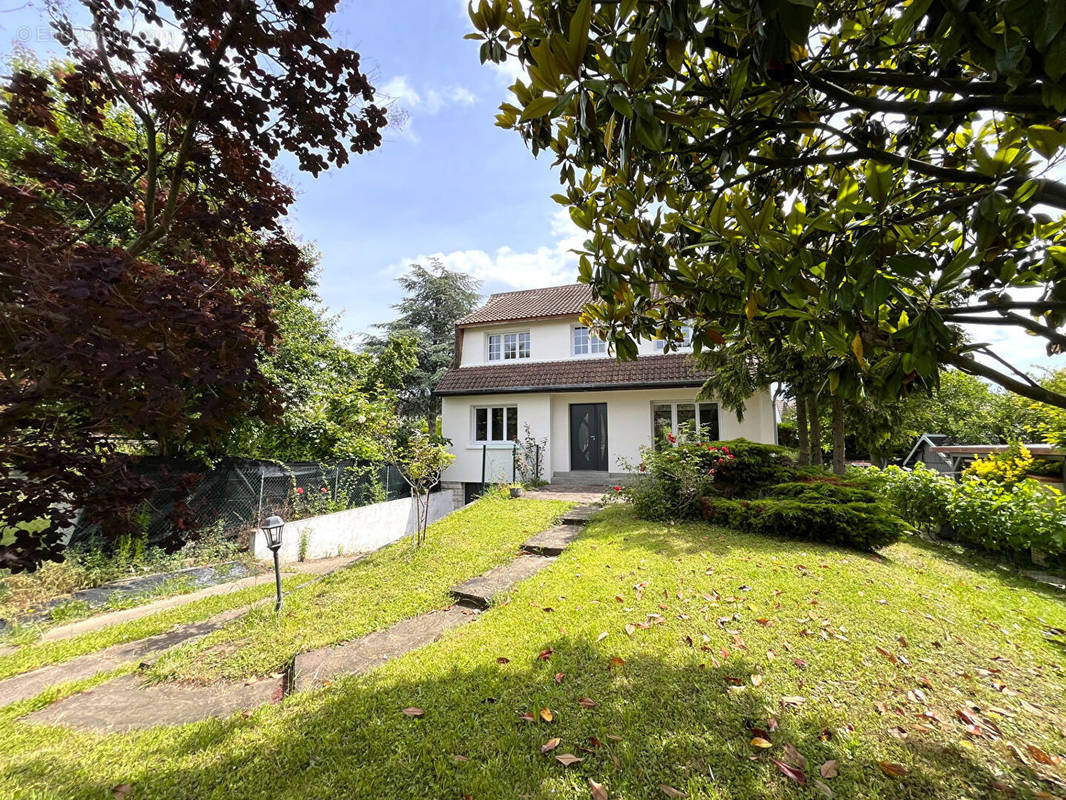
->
[488, 332, 530, 361]
[474, 405, 518, 442]
[573, 326, 606, 355]
[654, 326, 694, 352]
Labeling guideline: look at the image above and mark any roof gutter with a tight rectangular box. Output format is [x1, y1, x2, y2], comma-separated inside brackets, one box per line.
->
[435, 380, 708, 397]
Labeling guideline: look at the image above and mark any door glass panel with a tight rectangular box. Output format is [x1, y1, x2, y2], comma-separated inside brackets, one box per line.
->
[653, 404, 673, 449]
[699, 403, 719, 440]
[506, 406, 518, 440]
[676, 403, 696, 436]
[491, 407, 504, 440]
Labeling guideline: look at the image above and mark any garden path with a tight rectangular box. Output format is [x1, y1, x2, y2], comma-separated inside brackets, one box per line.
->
[19, 506, 600, 731]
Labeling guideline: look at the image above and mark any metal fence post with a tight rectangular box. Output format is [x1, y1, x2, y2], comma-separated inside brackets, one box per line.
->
[481, 444, 487, 494]
[256, 465, 265, 526]
[512, 442, 517, 484]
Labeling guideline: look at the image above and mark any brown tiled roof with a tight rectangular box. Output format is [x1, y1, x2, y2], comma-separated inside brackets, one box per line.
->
[436, 354, 713, 395]
[457, 283, 593, 326]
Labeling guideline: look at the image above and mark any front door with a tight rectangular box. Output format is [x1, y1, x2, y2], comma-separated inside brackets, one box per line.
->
[569, 403, 609, 471]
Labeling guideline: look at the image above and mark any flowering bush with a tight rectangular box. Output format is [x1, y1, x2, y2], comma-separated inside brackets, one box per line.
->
[610, 424, 736, 520]
[876, 464, 1066, 560]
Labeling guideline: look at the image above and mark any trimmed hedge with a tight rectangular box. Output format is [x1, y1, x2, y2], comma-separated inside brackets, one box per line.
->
[766, 481, 879, 505]
[708, 439, 796, 492]
[698, 495, 905, 551]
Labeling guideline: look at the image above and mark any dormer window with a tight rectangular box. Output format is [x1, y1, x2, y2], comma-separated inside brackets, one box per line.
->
[572, 326, 606, 356]
[488, 332, 530, 361]
[655, 325, 693, 352]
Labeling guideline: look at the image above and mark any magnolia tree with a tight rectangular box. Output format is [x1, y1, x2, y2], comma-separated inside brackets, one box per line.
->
[382, 424, 454, 549]
[0, 0, 387, 570]
[469, 0, 1066, 413]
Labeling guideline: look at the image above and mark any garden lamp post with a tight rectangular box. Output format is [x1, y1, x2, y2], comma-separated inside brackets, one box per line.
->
[262, 514, 285, 613]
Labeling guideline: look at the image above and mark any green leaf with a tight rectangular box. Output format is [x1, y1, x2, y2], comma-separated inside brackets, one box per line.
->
[1027, 124, 1066, 159]
[519, 95, 558, 121]
[864, 161, 892, 204]
[607, 93, 634, 118]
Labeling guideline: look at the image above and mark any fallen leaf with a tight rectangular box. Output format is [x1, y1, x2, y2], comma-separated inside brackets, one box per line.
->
[578, 697, 597, 708]
[751, 674, 763, 687]
[751, 737, 773, 749]
[540, 708, 554, 722]
[519, 711, 536, 722]
[555, 672, 565, 683]
[452, 754, 469, 762]
[780, 696, 806, 708]
[538, 648, 554, 661]
[820, 759, 839, 778]
[589, 779, 608, 800]
[541, 737, 561, 753]
[402, 707, 424, 717]
[1026, 744, 1057, 765]
[783, 742, 807, 771]
[496, 657, 510, 664]
[597, 631, 609, 642]
[556, 753, 584, 766]
[813, 778, 833, 798]
[878, 761, 907, 778]
[660, 785, 687, 798]
[610, 656, 626, 667]
[774, 759, 808, 785]
[111, 786, 132, 800]
[875, 646, 899, 665]
[625, 623, 636, 636]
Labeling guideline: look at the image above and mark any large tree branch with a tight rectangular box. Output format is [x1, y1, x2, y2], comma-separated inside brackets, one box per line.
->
[943, 350, 1066, 408]
[817, 69, 1020, 97]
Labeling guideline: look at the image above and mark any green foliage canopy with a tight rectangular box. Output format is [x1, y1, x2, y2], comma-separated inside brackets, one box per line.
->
[470, 0, 1066, 409]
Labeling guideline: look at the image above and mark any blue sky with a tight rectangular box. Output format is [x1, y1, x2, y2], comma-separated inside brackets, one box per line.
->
[0, 0, 1059, 375]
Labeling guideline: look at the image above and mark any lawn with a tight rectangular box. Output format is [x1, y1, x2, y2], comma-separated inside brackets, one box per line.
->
[148, 493, 573, 683]
[1, 505, 1065, 799]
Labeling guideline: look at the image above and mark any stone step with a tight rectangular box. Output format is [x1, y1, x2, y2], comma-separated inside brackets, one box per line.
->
[449, 554, 556, 608]
[521, 524, 583, 557]
[561, 505, 601, 526]
[293, 606, 478, 692]
[22, 672, 282, 732]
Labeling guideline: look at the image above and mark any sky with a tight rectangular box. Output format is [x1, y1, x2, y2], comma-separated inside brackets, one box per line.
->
[0, 0, 1060, 377]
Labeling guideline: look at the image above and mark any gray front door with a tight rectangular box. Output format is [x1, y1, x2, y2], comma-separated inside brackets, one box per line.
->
[569, 403, 608, 471]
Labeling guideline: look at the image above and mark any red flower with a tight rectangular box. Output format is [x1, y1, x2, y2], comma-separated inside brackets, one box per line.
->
[296, 487, 304, 495]
[614, 485, 622, 492]
[321, 487, 328, 493]
[667, 432, 676, 443]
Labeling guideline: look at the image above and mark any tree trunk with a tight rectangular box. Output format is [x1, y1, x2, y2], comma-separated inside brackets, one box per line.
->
[807, 394, 823, 467]
[795, 394, 810, 466]
[831, 395, 846, 475]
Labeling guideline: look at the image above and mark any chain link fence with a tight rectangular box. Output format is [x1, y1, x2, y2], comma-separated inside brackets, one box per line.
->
[69, 457, 412, 550]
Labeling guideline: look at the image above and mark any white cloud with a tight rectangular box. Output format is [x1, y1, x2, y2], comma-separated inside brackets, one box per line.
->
[386, 209, 584, 290]
[380, 76, 478, 115]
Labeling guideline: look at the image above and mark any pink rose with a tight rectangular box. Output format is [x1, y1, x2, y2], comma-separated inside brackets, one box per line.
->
[321, 487, 328, 493]
[296, 487, 304, 495]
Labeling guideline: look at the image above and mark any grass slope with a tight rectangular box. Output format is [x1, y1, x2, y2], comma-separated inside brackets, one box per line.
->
[2, 506, 1065, 799]
[0, 575, 314, 683]
[148, 494, 572, 684]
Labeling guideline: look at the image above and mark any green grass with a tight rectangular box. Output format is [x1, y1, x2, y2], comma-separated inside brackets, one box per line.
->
[0, 575, 314, 682]
[148, 494, 573, 684]
[2, 506, 1065, 799]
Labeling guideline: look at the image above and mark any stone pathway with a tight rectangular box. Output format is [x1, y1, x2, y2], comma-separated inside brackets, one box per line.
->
[17, 505, 600, 731]
[24, 672, 282, 732]
[293, 606, 479, 692]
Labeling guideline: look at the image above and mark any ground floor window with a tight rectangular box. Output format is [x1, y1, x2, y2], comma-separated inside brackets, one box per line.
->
[653, 401, 719, 446]
[474, 405, 518, 442]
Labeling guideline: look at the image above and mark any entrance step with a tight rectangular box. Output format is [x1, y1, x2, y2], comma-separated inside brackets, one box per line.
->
[522, 524, 583, 557]
[22, 672, 281, 732]
[293, 606, 478, 692]
[450, 554, 556, 608]
[549, 471, 611, 486]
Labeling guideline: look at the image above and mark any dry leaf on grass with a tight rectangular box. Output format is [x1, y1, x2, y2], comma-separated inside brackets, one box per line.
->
[540, 708, 554, 722]
[750, 737, 773, 749]
[660, 785, 687, 797]
[578, 697, 597, 708]
[541, 738, 561, 753]
[878, 761, 907, 778]
[556, 753, 585, 766]
[402, 707, 424, 717]
[774, 760, 808, 785]
[820, 759, 839, 778]
[589, 779, 608, 800]
[111, 786, 132, 800]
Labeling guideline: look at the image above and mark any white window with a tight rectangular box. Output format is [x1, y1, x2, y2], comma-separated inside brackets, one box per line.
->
[652, 401, 719, 446]
[573, 326, 606, 355]
[474, 405, 519, 442]
[654, 325, 694, 351]
[488, 332, 530, 361]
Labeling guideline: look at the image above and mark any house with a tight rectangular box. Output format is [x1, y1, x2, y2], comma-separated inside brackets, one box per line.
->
[900, 433, 956, 473]
[435, 283, 777, 503]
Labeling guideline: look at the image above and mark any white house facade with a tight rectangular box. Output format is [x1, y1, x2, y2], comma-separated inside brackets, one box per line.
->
[436, 284, 777, 503]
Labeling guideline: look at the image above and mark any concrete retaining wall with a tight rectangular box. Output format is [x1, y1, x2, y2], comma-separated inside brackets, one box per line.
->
[251, 491, 456, 564]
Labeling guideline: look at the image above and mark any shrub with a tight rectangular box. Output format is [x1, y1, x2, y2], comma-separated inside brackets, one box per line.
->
[698, 496, 905, 551]
[704, 438, 796, 493]
[613, 428, 735, 520]
[765, 481, 879, 504]
[873, 465, 1066, 560]
[964, 441, 1032, 485]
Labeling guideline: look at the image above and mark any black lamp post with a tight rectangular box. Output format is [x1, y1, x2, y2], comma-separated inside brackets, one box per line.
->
[262, 514, 285, 613]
